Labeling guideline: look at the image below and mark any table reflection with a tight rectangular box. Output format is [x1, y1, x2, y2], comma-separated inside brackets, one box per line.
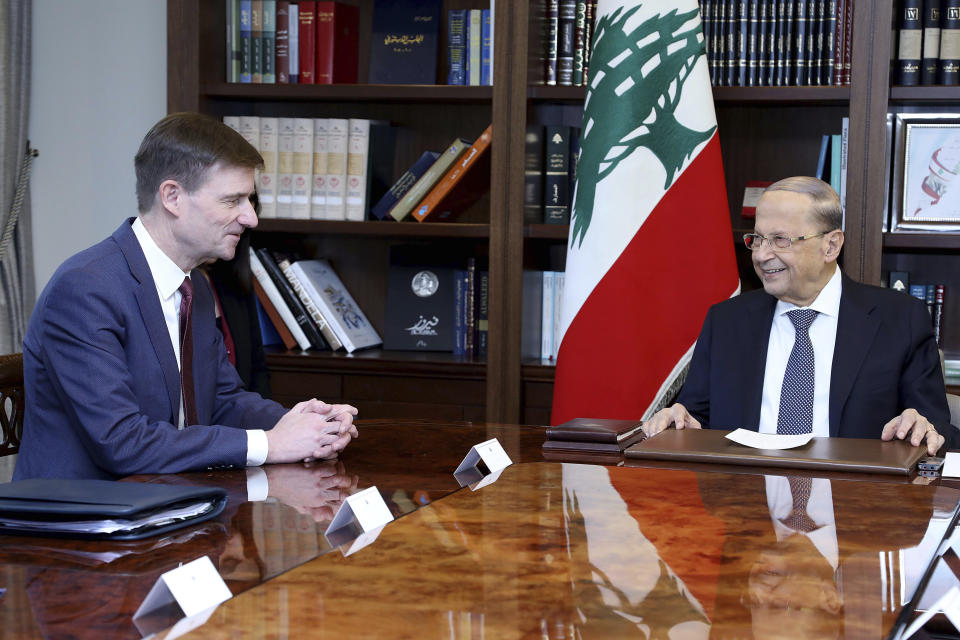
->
[186, 463, 958, 639]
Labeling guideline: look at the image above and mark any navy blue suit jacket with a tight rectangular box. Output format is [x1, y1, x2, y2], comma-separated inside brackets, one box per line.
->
[676, 273, 952, 444]
[15, 220, 287, 480]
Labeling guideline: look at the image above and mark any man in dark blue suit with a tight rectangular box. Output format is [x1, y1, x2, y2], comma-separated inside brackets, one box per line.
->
[15, 113, 357, 480]
[644, 177, 950, 455]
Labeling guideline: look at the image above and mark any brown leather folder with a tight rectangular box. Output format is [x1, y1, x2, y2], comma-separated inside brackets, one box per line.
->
[543, 418, 646, 455]
[623, 428, 927, 475]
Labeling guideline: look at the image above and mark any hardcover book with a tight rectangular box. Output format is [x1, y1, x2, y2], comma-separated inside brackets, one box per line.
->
[289, 259, 382, 352]
[276, 117, 295, 217]
[257, 117, 279, 218]
[291, 118, 314, 219]
[384, 263, 456, 351]
[545, 0, 559, 85]
[274, 253, 342, 350]
[412, 123, 492, 222]
[253, 248, 328, 350]
[368, 0, 441, 84]
[741, 180, 772, 218]
[276, 1, 290, 82]
[481, 9, 492, 86]
[941, 0, 960, 84]
[371, 150, 440, 220]
[346, 119, 397, 221]
[447, 9, 466, 85]
[325, 118, 349, 220]
[388, 138, 469, 221]
[899, 0, 923, 85]
[240, 0, 253, 82]
[466, 9, 482, 86]
[311, 118, 329, 219]
[262, 0, 276, 83]
[298, 1, 317, 83]
[543, 125, 571, 224]
[249, 248, 312, 351]
[227, 0, 241, 82]
[289, 3, 299, 82]
[251, 0, 263, 82]
[556, 0, 576, 86]
[315, 1, 359, 84]
[922, 0, 942, 85]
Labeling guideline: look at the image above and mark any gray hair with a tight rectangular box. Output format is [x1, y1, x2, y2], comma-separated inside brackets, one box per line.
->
[763, 176, 843, 232]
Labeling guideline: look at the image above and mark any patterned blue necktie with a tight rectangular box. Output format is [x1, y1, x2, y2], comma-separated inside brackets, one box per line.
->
[777, 309, 819, 435]
[781, 477, 819, 533]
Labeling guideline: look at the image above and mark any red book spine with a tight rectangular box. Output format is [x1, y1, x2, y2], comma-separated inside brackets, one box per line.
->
[298, 1, 316, 83]
[276, 1, 290, 83]
[316, 2, 359, 84]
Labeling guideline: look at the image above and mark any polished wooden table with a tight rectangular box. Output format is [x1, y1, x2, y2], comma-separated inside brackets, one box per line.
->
[0, 420, 956, 639]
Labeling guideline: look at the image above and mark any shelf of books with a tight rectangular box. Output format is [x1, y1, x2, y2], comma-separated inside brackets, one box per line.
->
[202, 82, 494, 103]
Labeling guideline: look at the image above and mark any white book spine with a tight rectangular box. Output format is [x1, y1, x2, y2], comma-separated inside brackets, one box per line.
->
[325, 118, 349, 220]
[291, 118, 314, 219]
[248, 248, 310, 350]
[222, 116, 241, 133]
[345, 118, 371, 222]
[468, 10, 482, 86]
[278, 258, 343, 350]
[541, 270, 554, 362]
[311, 118, 329, 219]
[258, 117, 279, 218]
[276, 117, 295, 217]
[292, 262, 355, 351]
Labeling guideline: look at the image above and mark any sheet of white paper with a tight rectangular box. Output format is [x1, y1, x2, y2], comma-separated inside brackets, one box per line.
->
[725, 428, 814, 450]
[942, 452, 960, 478]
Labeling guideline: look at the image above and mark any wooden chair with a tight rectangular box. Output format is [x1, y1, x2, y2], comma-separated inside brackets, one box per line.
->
[0, 353, 24, 457]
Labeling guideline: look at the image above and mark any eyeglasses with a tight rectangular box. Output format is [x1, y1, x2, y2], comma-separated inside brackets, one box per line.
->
[742, 231, 831, 251]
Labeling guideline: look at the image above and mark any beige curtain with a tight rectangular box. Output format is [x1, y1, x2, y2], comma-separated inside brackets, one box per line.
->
[0, 0, 35, 354]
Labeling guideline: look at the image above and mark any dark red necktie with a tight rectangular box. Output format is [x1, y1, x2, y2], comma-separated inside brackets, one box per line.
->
[178, 276, 199, 427]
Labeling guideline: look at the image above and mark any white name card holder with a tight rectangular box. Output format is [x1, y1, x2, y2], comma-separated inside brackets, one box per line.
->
[454, 438, 512, 490]
[133, 556, 231, 638]
[324, 485, 394, 556]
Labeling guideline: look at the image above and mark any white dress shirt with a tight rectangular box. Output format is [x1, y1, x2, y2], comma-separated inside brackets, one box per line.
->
[131, 217, 268, 465]
[765, 475, 839, 571]
[758, 266, 842, 437]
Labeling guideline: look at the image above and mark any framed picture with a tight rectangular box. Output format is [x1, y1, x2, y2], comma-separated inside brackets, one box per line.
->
[892, 113, 960, 231]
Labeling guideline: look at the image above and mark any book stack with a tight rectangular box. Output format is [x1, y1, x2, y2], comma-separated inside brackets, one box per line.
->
[522, 270, 566, 365]
[222, 115, 395, 221]
[250, 248, 381, 353]
[889, 273, 948, 348]
[372, 124, 493, 223]
[542, 1, 598, 87]
[699, 0, 855, 87]
[524, 124, 581, 224]
[226, 0, 359, 84]
[895, 0, 960, 85]
[446, 8, 494, 85]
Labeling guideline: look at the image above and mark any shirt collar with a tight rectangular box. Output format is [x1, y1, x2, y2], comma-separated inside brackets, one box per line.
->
[131, 216, 190, 299]
[775, 265, 842, 319]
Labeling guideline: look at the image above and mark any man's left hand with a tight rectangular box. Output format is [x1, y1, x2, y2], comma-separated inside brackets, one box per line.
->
[881, 408, 945, 456]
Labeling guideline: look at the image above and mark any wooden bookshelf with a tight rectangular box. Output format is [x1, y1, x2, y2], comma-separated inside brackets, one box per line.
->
[169, 1, 957, 425]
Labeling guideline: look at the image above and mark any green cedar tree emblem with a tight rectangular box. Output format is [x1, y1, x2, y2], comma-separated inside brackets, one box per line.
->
[571, 4, 715, 249]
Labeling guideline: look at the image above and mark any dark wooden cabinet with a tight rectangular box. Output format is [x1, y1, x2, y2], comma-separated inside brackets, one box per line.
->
[167, 1, 958, 423]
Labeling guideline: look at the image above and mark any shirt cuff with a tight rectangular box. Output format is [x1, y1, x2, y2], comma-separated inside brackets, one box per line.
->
[246, 429, 269, 466]
[245, 467, 269, 502]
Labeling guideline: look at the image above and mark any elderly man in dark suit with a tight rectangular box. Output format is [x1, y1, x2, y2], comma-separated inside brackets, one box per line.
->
[645, 176, 950, 454]
[15, 113, 357, 480]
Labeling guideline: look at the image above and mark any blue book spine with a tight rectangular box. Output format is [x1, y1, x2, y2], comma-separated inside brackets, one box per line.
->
[370, 150, 440, 219]
[910, 284, 927, 301]
[240, 0, 253, 83]
[447, 9, 466, 85]
[481, 9, 492, 86]
[453, 270, 466, 355]
[254, 297, 283, 347]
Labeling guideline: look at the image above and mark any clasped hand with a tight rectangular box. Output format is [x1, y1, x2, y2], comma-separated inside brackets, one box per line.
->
[265, 399, 359, 464]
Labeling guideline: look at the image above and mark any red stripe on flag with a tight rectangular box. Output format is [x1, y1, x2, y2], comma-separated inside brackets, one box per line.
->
[551, 135, 738, 425]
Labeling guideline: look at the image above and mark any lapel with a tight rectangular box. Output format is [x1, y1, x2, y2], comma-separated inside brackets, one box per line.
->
[113, 219, 181, 421]
[828, 275, 879, 437]
[740, 292, 778, 429]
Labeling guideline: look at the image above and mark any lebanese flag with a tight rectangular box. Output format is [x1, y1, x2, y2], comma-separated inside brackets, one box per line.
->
[551, 1, 739, 425]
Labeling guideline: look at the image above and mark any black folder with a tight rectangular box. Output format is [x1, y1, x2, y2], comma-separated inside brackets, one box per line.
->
[0, 479, 228, 540]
